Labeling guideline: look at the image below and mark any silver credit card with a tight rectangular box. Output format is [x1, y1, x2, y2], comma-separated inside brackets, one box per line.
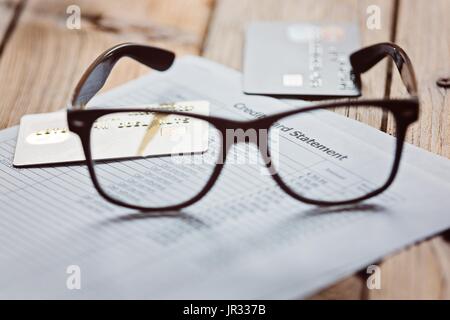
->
[13, 101, 210, 167]
[243, 22, 361, 97]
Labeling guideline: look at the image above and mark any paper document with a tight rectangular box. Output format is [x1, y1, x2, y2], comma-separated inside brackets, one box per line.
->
[1, 56, 450, 299]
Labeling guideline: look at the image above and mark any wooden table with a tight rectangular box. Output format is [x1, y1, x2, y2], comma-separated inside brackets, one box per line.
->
[0, 0, 448, 299]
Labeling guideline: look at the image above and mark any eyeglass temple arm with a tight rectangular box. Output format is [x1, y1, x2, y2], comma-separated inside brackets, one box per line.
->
[71, 43, 175, 109]
[350, 42, 418, 97]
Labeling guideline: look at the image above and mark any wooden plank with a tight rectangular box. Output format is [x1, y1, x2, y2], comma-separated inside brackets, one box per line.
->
[202, 0, 395, 299]
[0, 0, 213, 129]
[0, 0, 20, 44]
[368, 0, 450, 299]
[389, 0, 450, 156]
[309, 275, 366, 300]
[368, 239, 443, 299]
[431, 233, 450, 299]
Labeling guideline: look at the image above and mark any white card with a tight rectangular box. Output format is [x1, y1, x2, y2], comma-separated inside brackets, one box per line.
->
[13, 100, 210, 167]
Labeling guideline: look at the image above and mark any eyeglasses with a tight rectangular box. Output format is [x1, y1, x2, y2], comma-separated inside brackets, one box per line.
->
[67, 42, 419, 211]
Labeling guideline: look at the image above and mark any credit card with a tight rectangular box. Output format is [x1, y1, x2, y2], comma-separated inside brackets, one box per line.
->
[243, 22, 361, 97]
[13, 101, 210, 167]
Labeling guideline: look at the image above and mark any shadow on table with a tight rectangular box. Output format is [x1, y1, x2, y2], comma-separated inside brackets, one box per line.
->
[302, 203, 385, 217]
[96, 202, 389, 255]
[101, 209, 207, 228]
[101, 202, 384, 227]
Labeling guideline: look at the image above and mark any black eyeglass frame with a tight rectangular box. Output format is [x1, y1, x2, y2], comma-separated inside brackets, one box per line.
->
[67, 42, 419, 211]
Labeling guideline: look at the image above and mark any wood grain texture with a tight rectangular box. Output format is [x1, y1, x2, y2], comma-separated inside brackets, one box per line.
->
[0, 0, 19, 43]
[390, 0, 450, 156]
[0, 0, 213, 129]
[203, 0, 395, 299]
[309, 274, 366, 300]
[368, 239, 444, 299]
[368, 0, 450, 300]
